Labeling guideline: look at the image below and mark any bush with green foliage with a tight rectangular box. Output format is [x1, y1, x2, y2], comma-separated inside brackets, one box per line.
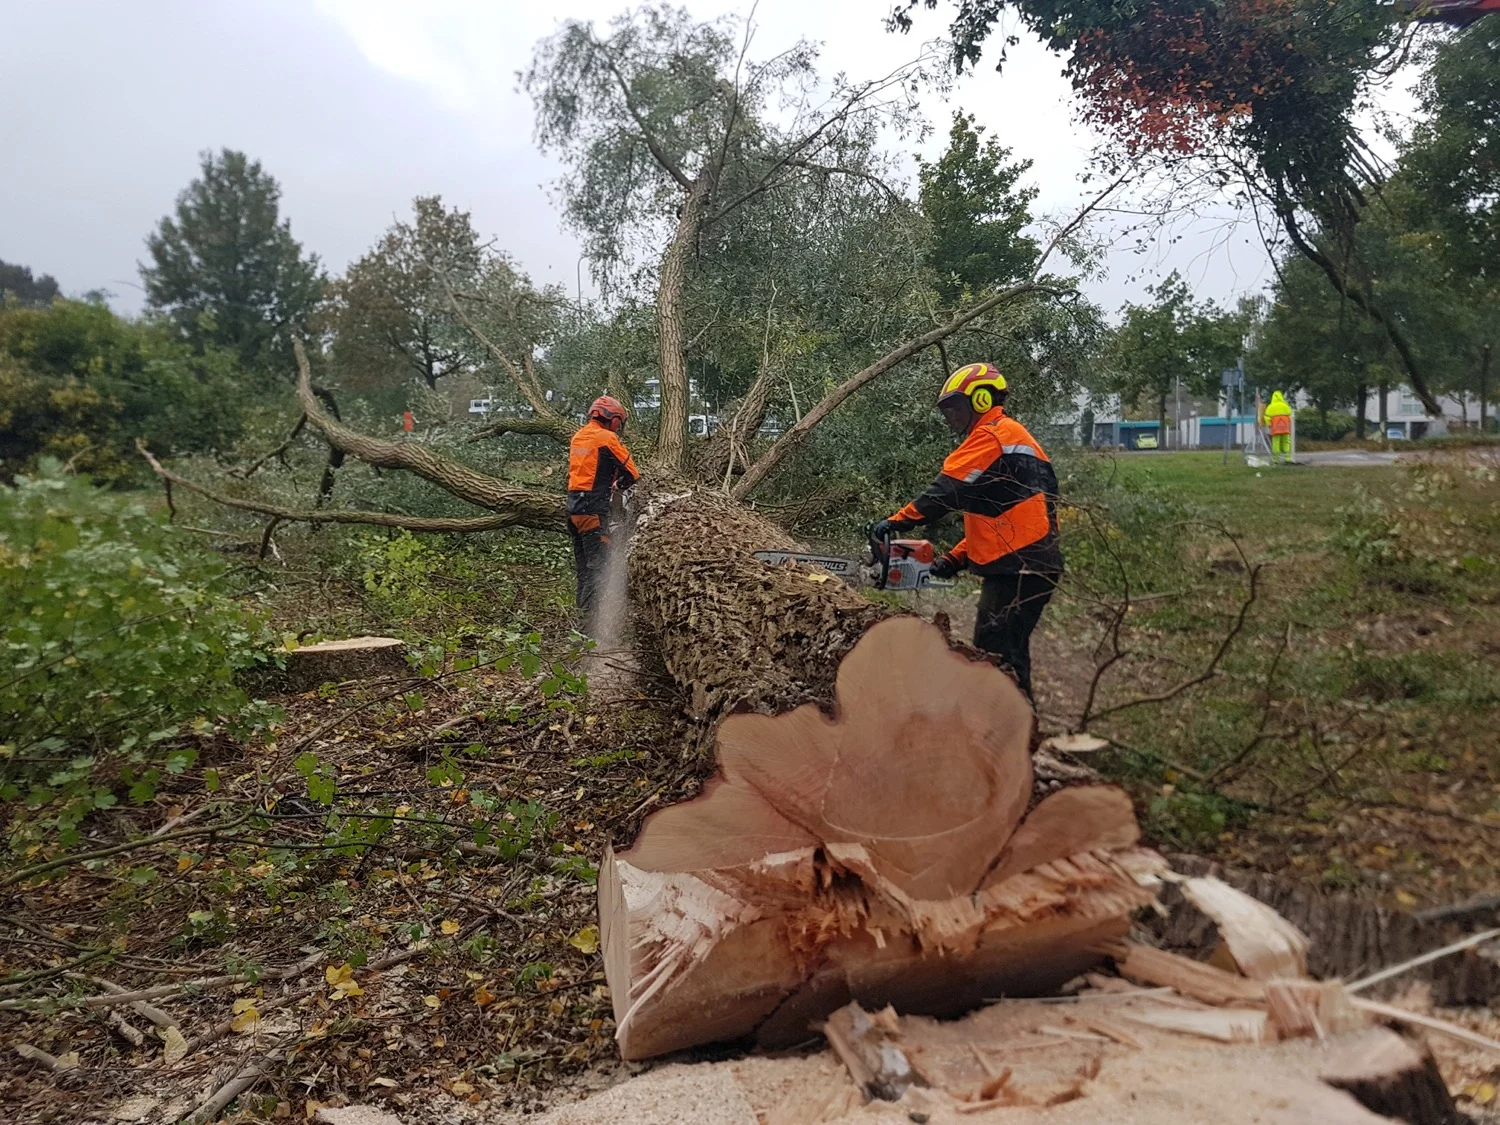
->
[0, 298, 247, 483]
[1295, 407, 1356, 442]
[0, 465, 276, 848]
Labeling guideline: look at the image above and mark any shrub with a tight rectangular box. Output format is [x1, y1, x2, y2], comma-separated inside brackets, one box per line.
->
[1295, 407, 1356, 442]
[0, 464, 276, 847]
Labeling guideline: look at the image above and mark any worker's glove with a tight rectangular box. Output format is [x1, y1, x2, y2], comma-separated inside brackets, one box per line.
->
[870, 519, 898, 542]
[931, 553, 962, 580]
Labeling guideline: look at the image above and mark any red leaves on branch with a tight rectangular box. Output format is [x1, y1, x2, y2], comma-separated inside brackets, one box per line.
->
[1063, 0, 1308, 156]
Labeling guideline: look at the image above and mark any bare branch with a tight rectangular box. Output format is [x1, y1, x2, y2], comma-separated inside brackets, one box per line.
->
[1275, 198, 1441, 415]
[227, 415, 307, 479]
[138, 443, 560, 535]
[465, 414, 578, 444]
[443, 281, 573, 443]
[731, 282, 1057, 498]
[1085, 543, 1262, 726]
[292, 340, 563, 528]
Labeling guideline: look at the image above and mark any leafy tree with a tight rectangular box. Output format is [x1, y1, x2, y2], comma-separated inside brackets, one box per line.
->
[1404, 15, 1500, 279]
[0, 261, 60, 307]
[141, 149, 324, 377]
[0, 300, 244, 482]
[328, 196, 483, 395]
[1252, 255, 1387, 438]
[526, 5, 925, 467]
[890, 0, 1451, 413]
[1109, 273, 1244, 435]
[918, 112, 1038, 304]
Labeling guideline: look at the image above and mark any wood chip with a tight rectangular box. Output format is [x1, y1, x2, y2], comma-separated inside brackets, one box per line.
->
[1179, 876, 1309, 980]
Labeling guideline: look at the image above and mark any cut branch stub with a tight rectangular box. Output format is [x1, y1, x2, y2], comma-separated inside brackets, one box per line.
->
[601, 616, 1164, 1060]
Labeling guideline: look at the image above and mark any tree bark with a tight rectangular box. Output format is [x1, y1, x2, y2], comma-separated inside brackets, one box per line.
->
[654, 176, 712, 472]
[1378, 379, 1389, 442]
[293, 341, 563, 528]
[1481, 344, 1492, 434]
[1355, 382, 1368, 440]
[692, 347, 784, 486]
[629, 479, 883, 719]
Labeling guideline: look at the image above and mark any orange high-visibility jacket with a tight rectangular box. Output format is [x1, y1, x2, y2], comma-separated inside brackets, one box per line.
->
[889, 407, 1063, 575]
[567, 421, 639, 521]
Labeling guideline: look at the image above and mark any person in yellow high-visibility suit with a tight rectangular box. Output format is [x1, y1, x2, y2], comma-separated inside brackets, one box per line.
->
[1265, 390, 1293, 465]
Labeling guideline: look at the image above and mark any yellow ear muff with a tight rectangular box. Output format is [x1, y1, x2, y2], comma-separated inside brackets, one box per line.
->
[971, 387, 993, 413]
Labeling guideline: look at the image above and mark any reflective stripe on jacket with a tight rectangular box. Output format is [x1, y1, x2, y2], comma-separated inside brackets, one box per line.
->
[567, 421, 639, 517]
[889, 407, 1063, 575]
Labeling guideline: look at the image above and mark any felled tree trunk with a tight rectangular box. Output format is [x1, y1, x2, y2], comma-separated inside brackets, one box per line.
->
[605, 514, 1165, 1059]
[628, 480, 885, 719]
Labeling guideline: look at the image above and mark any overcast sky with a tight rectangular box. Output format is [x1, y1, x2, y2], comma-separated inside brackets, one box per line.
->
[1, 1, 1419, 318]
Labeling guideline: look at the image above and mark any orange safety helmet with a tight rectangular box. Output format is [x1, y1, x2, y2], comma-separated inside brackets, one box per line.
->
[588, 395, 627, 433]
[937, 363, 1008, 415]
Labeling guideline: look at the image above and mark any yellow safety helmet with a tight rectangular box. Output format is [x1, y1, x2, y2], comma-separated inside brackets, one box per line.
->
[937, 363, 1007, 415]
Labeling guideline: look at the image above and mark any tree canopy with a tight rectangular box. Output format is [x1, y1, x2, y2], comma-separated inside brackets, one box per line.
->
[141, 149, 324, 378]
[0, 260, 61, 307]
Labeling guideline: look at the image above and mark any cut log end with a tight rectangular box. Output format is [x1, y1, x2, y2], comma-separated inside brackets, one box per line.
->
[601, 616, 1163, 1060]
[276, 636, 407, 694]
[1321, 1028, 1465, 1125]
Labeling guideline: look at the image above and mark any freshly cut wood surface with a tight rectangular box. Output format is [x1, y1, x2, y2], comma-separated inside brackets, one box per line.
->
[1179, 876, 1310, 981]
[601, 617, 1163, 1059]
[1103, 940, 1267, 1007]
[277, 636, 406, 693]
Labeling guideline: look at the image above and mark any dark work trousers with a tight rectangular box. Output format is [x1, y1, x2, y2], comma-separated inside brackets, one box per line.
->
[974, 571, 1060, 701]
[568, 522, 610, 632]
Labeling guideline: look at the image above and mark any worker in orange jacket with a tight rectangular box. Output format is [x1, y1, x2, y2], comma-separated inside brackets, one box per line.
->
[873, 364, 1063, 700]
[567, 395, 639, 631]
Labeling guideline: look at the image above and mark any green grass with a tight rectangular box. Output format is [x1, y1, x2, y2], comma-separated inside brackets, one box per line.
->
[1107, 452, 1397, 545]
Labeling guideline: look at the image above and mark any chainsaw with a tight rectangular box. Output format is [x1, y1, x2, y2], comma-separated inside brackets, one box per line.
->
[754, 528, 952, 592]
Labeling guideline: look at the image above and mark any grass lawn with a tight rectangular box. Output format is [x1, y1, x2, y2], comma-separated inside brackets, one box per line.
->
[1107, 451, 1397, 545]
[1035, 446, 1500, 907]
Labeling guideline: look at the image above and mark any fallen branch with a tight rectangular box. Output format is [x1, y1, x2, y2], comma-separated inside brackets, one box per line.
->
[14, 1043, 78, 1073]
[1351, 997, 1500, 1053]
[292, 340, 562, 529]
[138, 444, 537, 535]
[0, 813, 252, 891]
[228, 415, 308, 479]
[1415, 893, 1500, 926]
[1083, 538, 1262, 727]
[731, 173, 1126, 498]
[106, 1011, 146, 1048]
[179, 1057, 264, 1125]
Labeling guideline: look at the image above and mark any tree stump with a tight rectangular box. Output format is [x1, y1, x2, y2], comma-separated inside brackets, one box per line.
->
[278, 637, 407, 694]
[1320, 1028, 1465, 1125]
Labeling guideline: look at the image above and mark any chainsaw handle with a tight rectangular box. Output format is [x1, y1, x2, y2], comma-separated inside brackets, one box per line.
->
[866, 523, 892, 590]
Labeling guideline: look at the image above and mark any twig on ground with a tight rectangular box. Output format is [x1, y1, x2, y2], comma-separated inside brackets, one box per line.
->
[0, 813, 252, 890]
[14, 1043, 78, 1073]
[179, 1057, 265, 1124]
